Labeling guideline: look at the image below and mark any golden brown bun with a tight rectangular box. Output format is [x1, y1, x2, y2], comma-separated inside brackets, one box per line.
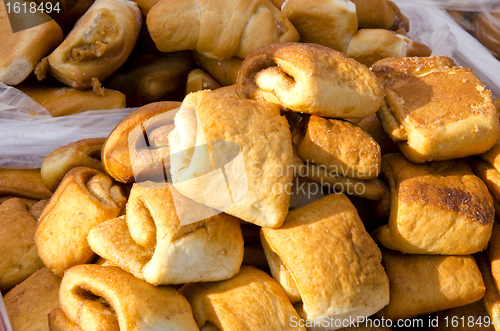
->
[0, 168, 52, 200]
[180, 266, 305, 331]
[101, 101, 181, 183]
[261, 193, 389, 327]
[298, 116, 381, 179]
[373, 153, 494, 255]
[237, 42, 385, 118]
[185, 69, 221, 95]
[4, 267, 61, 331]
[193, 52, 243, 86]
[349, 114, 399, 155]
[17, 85, 126, 117]
[281, 0, 357, 53]
[169, 90, 294, 228]
[35, 167, 126, 276]
[48, 264, 199, 330]
[372, 56, 500, 163]
[0, 1, 63, 85]
[350, 0, 395, 29]
[88, 182, 244, 285]
[346, 29, 406, 67]
[41, 138, 107, 192]
[147, 0, 299, 60]
[47, 0, 142, 89]
[105, 53, 194, 107]
[377, 249, 485, 320]
[0, 198, 44, 293]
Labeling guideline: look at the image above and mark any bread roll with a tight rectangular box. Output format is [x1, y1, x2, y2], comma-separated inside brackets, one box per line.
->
[4, 268, 61, 331]
[478, 252, 500, 331]
[88, 182, 244, 285]
[376, 249, 485, 320]
[105, 53, 194, 107]
[261, 193, 389, 330]
[470, 158, 500, 219]
[185, 69, 221, 95]
[350, 0, 395, 29]
[237, 42, 385, 118]
[0, 1, 63, 85]
[193, 52, 243, 86]
[281, 0, 357, 54]
[41, 138, 107, 192]
[180, 266, 305, 331]
[297, 116, 381, 179]
[102, 101, 181, 183]
[35, 167, 126, 276]
[0, 168, 52, 200]
[0, 198, 44, 293]
[169, 90, 294, 228]
[346, 29, 406, 67]
[48, 264, 199, 331]
[17, 85, 126, 117]
[147, 0, 299, 60]
[373, 153, 494, 255]
[47, 0, 141, 89]
[372, 56, 500, 163]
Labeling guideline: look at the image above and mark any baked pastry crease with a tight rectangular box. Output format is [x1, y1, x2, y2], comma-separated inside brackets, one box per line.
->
[237, 42, 385, 118]
[88, 181, 244, 285]
[48, 264, 199, 331]
[35, 167, 126, 276]
[180, 266, 305, 331]
[373, 153, 495, 255]
[260, 193, 389, 329]
[169, 90, 294, 228]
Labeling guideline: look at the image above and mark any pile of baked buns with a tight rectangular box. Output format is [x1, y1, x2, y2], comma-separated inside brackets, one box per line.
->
[2, 0, 500, 330]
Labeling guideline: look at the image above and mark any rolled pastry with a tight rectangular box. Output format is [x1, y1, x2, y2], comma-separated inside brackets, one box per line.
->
[48, 264, 199, 331]
[168, 90, 294, 228]
[0, 1, 63, 85]
[260, 193, 390, 329]
[350, 0, 395, 29]
[180, 266, 305, 331]
[35, 167, 126, 276]
[105, 53, 195, 107]
[346, 29, 431, 67]
[281, 0, 358, 53]
[102, 101, 181, 183]
[185, 69, 221, 95]
[4, 267, 61, 331]
[88, 181, 244, 285]
[146, 0, 299, 60]
[372, 56, 500, 163]
[349, 113, 399, 155]
[373, 153, 495, 255]
[47, 0, 142, 89]
[0, 198, 44, 293]
[193, 52, 243, 86]
[237, 42, 385, 118]
[41, 138, 107, 192]
[376, 249, 485, 320]
[297, 116, 381, 179]
[17, 85, 126, 117]
[0, 168, 52, 200]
